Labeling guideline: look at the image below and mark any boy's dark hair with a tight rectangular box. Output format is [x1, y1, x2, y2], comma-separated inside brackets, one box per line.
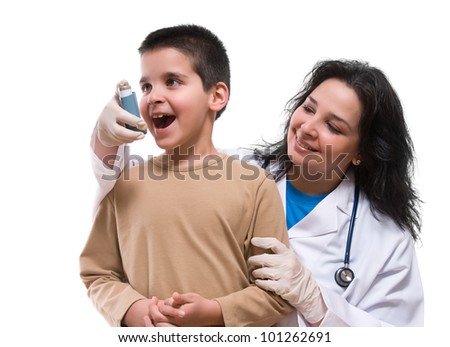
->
[139, 24, 230, 119]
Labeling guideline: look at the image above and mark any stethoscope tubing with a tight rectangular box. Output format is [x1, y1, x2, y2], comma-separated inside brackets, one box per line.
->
[335, 184, 360, 288]
[344, 185, 360, 265]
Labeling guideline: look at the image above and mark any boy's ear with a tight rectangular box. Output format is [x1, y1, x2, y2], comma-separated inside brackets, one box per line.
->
[209, 82, 229, 113]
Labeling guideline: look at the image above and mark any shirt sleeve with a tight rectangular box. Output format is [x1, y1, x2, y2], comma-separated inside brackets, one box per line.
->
[215, 174, 293, 326]
[80, 191, 146, 326]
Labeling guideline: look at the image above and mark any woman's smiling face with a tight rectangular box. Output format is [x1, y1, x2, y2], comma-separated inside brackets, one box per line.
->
[287, 78, 362, 186]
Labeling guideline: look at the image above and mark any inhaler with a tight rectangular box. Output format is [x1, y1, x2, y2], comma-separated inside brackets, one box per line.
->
[118, 80, 146, 133]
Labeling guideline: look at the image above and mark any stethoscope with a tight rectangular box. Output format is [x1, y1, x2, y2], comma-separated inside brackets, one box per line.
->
[334, 185, 360, 288]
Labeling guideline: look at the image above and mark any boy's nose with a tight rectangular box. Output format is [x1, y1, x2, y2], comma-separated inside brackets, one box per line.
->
[146, 86, 164, 104]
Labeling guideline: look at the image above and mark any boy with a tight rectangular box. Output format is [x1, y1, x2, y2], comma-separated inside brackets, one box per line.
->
[80, 24, 291, 327]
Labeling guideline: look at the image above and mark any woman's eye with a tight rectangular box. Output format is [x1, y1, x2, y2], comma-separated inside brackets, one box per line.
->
[327, 122, 342, 134]
[301, 104, 314, 114]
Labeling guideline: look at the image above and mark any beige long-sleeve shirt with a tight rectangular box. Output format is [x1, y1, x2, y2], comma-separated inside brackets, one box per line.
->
[80, 154, 292, 326]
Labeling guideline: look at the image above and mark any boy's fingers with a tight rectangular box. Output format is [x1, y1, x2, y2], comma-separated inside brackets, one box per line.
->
[143, 315, 154, 327]
[172, 292, 193, 305]
[156, 322, 178, 327]
[149, 303, 169, 323]
[158, 304, 186, 318]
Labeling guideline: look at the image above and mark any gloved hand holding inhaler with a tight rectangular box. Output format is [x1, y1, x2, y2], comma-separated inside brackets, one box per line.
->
[95, 80, 147, 148]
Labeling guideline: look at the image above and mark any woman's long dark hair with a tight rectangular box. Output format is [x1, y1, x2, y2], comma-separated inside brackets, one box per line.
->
[254, 59, 421, 241]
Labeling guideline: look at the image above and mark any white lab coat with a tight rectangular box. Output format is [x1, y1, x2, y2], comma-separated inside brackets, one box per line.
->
[276, 174, 424, 327]
[90, 145, 424, 327]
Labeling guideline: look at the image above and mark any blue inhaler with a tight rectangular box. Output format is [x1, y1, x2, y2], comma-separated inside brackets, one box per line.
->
[118, 81, 146, 133]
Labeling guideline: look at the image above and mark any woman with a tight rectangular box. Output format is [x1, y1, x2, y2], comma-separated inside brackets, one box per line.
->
[90, 60, 423, 326]
[247, 60, 423, 326]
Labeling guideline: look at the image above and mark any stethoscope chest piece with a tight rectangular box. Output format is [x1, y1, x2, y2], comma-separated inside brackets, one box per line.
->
[335, 266, 354, 288]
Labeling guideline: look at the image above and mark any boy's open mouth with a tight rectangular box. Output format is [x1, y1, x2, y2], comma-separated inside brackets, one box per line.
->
[153, 115, 176, 129]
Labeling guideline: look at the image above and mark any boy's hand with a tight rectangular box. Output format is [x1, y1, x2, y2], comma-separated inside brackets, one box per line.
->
[96, 85, 147, 147]
[122, 298, 153, 327]
[144, 296, 182, 327]
[156, 292, 224, 327]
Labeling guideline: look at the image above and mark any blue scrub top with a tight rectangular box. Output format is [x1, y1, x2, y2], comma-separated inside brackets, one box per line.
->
[285, 179, 328, 230]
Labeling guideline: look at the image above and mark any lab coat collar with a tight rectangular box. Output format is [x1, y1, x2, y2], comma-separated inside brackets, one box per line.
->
[334, 170, 360, 219]
[278, 171, 359, 238]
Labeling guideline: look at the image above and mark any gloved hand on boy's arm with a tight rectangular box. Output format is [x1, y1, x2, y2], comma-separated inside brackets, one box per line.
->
[96, 82, 147, 148]
[248, 237, 327, 325]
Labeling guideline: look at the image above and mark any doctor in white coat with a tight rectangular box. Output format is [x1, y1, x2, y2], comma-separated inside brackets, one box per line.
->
[89, 60, 423, 327]
[247, 60, 423, 327]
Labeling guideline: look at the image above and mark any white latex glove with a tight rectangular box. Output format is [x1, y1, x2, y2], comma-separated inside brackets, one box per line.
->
[248, 237, 327, 324]
[96, 82, 147, 147]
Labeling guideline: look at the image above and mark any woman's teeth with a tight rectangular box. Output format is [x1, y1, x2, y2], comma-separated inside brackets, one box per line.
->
[296, 137, 317, 152]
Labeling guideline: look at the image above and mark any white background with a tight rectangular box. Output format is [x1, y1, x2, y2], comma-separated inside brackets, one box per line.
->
[0, 0, 448, 345]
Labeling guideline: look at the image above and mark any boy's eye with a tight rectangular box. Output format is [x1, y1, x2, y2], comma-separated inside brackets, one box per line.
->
[166, 78, 181, 87]
[141, 83, 151, 93]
